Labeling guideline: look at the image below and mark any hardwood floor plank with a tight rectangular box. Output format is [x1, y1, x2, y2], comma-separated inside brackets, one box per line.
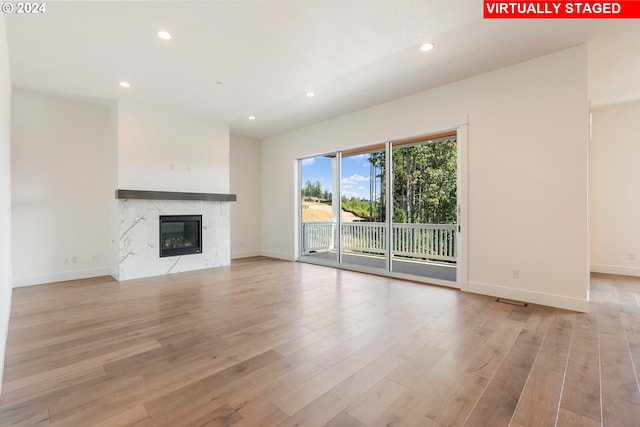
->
[91, 404, 151, 427]
[556, 408, 601, 427]
[425, 371, 489, 427]
[463, 320, 522, 379]
[48, 375, 146, 422]
[146, 379, 255, 427]
[272, 316, 383, 358]
[462, 327, 545, 427]
[532, 311, 575, 375]
[508, 311, 575, 426]
[308, 320, 407, 369]
[346, 378, 407, 425]
[273, 316, 386, 364]
[601, 392, 640, 427]
[599, 332, 640, 404]
[161, 402, 242, 427]
[247, 361, 325, 403]
[323, 411, 367, 427]
[272, 328, 407, 416]
[368, 387, 446, 427]
[0, 260, 638, 426]
[381, 344, 446, 389]
[315, 353, 412, 419]
[598, 303, 640, 408]
[370, 327, 491, 426]
[559, 312, 602, 424]
[139, 351, 242, 402]
[230, 398, 288, 427]
[1, 365, 108, 407]
[0, 404, 50, 426]
[274, 394, 343, 427]
[510, 365, 563, 427]
[143, 350, 283, 418]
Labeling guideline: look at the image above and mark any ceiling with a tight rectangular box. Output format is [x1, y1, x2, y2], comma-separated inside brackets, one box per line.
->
[4, 1, 640, 139]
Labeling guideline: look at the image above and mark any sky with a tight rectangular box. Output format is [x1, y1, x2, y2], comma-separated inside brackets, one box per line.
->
[301, 153, 381, 200]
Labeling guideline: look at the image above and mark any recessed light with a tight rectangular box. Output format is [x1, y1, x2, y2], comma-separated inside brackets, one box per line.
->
[306, 92, 315, 98]
[157, 30, 172, 40]
[248, 115, 256, 121]
[119, 81, 131, 88]
[419, 42, 435, 52]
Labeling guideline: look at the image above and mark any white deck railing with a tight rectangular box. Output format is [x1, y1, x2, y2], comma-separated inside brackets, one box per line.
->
[302, 222, 457, 262]
[342, 222, 387, 255]
[392, 223, 457, 262]
[302, 222, 336, 253]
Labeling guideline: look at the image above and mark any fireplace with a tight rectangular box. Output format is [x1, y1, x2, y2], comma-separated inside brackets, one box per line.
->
[116, 191, 235, 281]
[159, 215, 202, 257]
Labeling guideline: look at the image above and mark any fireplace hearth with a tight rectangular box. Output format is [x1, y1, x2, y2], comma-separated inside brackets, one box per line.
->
[159, 215, 202, 257]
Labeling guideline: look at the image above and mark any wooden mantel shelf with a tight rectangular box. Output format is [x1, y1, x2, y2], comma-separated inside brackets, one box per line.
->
[115, 189, 237, 202]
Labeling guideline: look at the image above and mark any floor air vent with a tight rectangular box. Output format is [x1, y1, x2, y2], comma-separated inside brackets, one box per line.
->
[496, 298, 528, 307]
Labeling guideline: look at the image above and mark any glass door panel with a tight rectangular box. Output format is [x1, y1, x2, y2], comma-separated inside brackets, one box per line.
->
[300, 155, 337, 263]
[390, 137, 458, 282]
[339, 150, 387, 272]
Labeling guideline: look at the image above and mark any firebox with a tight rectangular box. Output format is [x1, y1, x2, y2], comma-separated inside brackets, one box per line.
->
[159, 215, 202, 257]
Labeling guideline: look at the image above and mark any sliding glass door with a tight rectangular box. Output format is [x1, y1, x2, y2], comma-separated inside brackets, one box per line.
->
[390, 136, 457, 282]
[339, 148, 387, 272]
[300, 154, 337, 263]
[299, 132, 459, 285]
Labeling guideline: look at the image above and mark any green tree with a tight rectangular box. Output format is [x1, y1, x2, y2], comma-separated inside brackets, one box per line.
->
[368, 151, 386, 221]
[392, 207, 407, 223]
[302, 180, 329, 200]
[341, 196, 375, 219]
[367, 138, 457, 224]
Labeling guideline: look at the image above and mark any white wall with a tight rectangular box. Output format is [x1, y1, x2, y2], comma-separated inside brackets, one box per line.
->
[11, 89, 114, 286]
[0, 15, 13, 395]
[590, 101, 640, 277]
[230, 133, 261, 258]
[11, 96, 232, 286]
[589, 27, 640, 107]
[113, 102, 232, 278]
[117, 102, 229, 193]
[262, 46, 589, 312]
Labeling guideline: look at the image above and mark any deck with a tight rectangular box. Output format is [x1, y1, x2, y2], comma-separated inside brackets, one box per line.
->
[302, 251, 456, 282]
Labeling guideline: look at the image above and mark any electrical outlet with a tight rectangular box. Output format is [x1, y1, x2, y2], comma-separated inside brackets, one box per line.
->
[64, 256, 70, 264]
[629, 253, 636, 261]
[92, 254, 98, 262]
[71, 256, 78, 263]
[512, 269, 520, 279]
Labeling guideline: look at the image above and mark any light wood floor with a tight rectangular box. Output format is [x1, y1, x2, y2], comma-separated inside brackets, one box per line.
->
[1, 258, 639, 426]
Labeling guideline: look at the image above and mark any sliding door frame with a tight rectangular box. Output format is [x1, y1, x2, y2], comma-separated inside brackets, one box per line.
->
[297, 125, 468, 291]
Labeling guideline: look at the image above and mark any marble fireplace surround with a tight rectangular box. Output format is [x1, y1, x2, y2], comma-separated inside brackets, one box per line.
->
[115, 189, 236, 281]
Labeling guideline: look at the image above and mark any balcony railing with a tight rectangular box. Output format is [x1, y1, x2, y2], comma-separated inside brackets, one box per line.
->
[302, 222, 336, 253]
[302, 222, 457, 262]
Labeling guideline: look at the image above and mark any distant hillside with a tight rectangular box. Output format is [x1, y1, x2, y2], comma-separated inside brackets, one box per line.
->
[301, 201, 363, 222]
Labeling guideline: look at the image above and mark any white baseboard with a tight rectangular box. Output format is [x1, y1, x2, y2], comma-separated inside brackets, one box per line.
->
[467, 281, 590, 313]
[260, 250, 295, 261]
[231, 250, 262, 259]
[590, 264, 640, 278]
[12, 268, 112, 287]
